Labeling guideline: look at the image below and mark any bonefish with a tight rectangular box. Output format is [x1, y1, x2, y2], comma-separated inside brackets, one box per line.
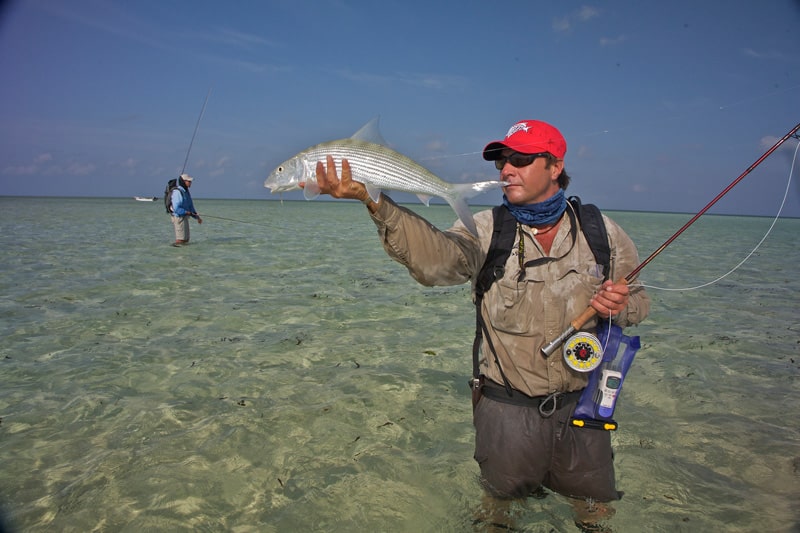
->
[264, 118, 506, 235]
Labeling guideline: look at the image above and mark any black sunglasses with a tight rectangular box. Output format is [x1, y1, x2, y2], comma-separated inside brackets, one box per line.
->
[494, 152, 549, 171]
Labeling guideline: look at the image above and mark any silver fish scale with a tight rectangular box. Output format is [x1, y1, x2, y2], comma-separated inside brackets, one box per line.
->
[302, 139, 453, 198]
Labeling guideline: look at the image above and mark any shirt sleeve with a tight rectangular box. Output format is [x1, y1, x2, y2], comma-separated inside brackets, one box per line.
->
[603, 215, 650, 327]
[367, 196, 488, 287]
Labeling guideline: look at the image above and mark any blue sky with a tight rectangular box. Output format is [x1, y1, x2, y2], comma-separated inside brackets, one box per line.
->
[1, 0, 798, 216]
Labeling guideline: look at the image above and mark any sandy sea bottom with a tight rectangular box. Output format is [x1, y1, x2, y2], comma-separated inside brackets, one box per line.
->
[0, 197, 798, 532]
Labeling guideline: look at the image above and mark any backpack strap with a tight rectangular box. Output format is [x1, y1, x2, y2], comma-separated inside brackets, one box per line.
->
[474, 206, 517, 300]
[472, 206, 515, 392]
[164, 178, 179, 214]
[568, 196, 611, 280]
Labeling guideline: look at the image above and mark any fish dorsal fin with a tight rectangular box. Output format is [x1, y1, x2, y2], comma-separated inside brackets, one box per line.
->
[351, 117, 387, 146]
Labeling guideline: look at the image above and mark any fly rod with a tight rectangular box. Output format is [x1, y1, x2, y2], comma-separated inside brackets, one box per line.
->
[541, 121, 800, 358]
[180, 88, 212, 175]
[200, 214, 276, 228]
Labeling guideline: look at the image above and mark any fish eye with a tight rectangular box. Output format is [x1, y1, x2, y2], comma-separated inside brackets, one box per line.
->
[277, 166, 284, 172]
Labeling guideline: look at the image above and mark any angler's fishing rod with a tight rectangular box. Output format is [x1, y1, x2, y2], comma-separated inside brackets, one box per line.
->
[200, 214, 276, 228]
[541, 121, 800, 358]
[180, 88, 212, 176]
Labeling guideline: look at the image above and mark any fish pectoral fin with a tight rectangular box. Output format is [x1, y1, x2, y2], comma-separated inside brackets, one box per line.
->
[365, 184, 382, 203]
[350, 117, 387, 146]
[446, 196, 478, 236]
[416, 194, 433, 207]
[303, 180, 321, 200]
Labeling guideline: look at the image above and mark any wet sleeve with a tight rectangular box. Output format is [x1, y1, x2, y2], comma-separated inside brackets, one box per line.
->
[367, 196, 486, 287]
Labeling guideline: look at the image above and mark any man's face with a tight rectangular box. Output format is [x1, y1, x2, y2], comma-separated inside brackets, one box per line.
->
[497, 149, 563, 205]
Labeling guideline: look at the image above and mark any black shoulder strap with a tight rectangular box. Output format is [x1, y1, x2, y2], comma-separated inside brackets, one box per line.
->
[474, 205, 516, 300]
[568, 196, 611, 280]
[472, 205, 516, 388]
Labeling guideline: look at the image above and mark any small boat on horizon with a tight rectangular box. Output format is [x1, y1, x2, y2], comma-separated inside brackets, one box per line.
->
[134, 196, 158, 202]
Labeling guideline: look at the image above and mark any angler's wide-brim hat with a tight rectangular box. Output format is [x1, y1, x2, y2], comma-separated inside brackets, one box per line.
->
[180, 173, 193, 182]
[483, 120, 567, 160]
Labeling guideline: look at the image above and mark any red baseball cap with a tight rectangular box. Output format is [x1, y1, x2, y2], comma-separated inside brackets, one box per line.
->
[482, 120, 567, 160]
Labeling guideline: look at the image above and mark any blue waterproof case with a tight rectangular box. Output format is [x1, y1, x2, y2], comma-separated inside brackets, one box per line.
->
[571, 321, 640, 430]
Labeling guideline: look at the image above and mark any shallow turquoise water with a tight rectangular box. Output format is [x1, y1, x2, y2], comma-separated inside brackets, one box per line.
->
[1, 197, 798, 532]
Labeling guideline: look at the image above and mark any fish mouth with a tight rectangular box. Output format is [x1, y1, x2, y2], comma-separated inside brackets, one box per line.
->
[264, 179, 302, 193]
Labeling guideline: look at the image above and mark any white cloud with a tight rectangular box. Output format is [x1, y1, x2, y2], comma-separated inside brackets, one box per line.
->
[743, 48, 784, 60]
[425, 139, 447, 153]
[2, 164, 38, 175]
[553, 6, 600, 32]
[577, 6, 600, 21]
[333, 68, 467, 91]
[67, 162, 97, 176]
[552, 16, 571, 32]
[2, 153, 53, 175]
[207, 27, 279, 50]
[600, 35, 626, 46]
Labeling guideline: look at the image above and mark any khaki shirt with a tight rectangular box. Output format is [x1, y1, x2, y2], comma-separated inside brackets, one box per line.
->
[369, 197, 650, 397]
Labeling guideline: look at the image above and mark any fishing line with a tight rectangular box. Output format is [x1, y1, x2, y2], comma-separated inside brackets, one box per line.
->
[199, 214, 277, 228]
[638, 136, 800, 292]
[417, 85, 798, 164]
[541, 121, 800, 357]
[180, 87, 212, 175]
[418, 124, 800, 294]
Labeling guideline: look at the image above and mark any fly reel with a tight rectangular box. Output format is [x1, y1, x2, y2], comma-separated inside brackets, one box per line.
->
[563, 332, 603, 372]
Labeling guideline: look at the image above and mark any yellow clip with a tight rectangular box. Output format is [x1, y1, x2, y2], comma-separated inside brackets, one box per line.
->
[570, 418, 618, 431]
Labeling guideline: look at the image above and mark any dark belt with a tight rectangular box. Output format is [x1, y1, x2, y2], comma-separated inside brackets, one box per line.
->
[481, 378, 582, 416]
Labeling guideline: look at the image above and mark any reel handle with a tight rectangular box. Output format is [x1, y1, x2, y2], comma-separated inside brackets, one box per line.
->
[540, 277, 629, 358]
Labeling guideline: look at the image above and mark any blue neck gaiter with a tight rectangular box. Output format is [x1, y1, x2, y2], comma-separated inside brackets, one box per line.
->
[503, 189, 567, 226]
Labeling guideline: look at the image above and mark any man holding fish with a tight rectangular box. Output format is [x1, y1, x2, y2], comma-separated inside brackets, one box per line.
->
[272, 119, 650, 529]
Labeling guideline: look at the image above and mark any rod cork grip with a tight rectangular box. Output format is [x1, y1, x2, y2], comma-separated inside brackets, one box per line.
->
[570, 306, 598, 331]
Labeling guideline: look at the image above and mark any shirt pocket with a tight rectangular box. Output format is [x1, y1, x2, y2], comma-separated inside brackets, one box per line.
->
[483, 275, 537, 336]
[550, 257, 606, 321]
[483, 258, 605, 337]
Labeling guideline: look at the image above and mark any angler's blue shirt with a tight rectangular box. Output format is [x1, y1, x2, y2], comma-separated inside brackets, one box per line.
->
[171, 185, 196, 217]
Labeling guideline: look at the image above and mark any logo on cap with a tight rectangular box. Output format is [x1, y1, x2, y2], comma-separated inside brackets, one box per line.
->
[506, 122, 530, 138]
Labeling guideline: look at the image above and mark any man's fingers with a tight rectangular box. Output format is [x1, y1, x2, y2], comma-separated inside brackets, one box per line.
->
[341, 159, 352, 182]
[325, 155, 338, 182]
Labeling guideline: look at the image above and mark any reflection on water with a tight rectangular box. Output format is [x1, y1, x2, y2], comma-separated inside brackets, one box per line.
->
[0, 198, 798, 532]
